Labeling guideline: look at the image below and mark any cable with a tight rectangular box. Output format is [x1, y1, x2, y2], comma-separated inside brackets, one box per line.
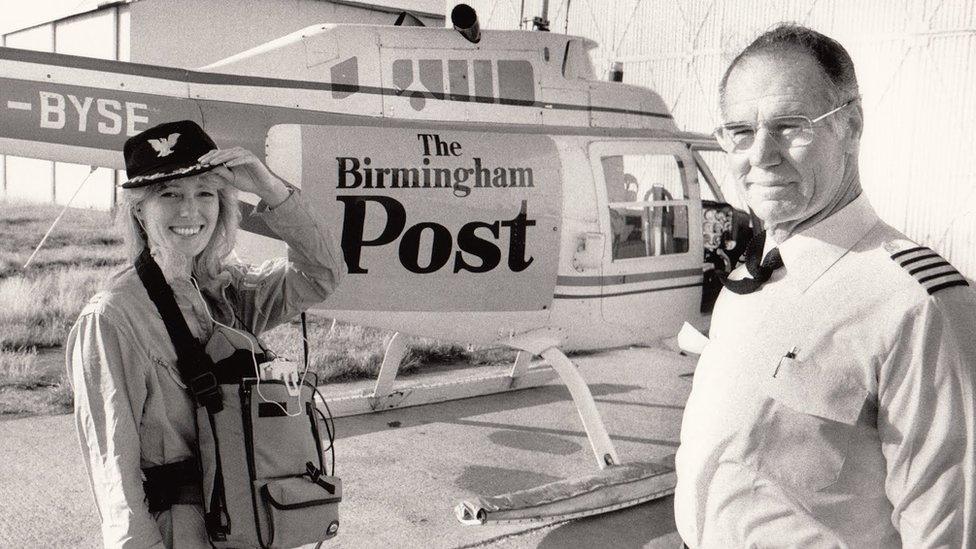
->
[189, 277, 309, 417]
[190, 277, 336, 475]
[298, 312, 336, 474]
[313, 385, 336, 476]
[300, 312, 336, 475]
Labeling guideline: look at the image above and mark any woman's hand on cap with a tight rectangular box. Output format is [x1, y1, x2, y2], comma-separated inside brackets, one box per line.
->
[198, 148, 290, 207]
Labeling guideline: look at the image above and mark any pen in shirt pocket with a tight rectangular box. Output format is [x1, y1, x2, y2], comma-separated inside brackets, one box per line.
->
[773, 345, 799, 378]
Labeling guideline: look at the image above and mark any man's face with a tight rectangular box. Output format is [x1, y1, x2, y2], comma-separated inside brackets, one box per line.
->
[722, 52, 854, 230]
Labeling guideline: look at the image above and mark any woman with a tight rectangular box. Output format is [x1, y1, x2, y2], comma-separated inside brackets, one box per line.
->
[66, 120, 346, 548]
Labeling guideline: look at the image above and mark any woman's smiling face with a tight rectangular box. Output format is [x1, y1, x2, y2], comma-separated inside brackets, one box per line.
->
[136, 174, 224, 258]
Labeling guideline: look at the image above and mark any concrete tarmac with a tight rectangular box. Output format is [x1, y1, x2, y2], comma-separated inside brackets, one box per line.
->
[0, 345, 695, 548]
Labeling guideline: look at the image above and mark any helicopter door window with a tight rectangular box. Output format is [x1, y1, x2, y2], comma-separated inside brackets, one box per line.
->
[695, 149, 746, 210]
[601, 154, 690, 260]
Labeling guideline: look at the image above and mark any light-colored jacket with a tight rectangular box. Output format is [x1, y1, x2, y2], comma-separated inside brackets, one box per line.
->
[67, 191, 346, 549]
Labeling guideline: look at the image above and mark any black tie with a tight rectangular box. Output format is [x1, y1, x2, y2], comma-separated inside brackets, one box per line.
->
[719, 231, 784, 295]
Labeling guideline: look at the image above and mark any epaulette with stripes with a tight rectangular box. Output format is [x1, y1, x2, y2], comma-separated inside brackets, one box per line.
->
[887, 245, 970, 295]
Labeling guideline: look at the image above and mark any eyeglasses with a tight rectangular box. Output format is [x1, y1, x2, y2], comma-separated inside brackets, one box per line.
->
[714, 98, 857, 153]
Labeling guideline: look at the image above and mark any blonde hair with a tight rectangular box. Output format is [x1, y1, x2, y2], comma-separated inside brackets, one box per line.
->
[117, 172, 241, 282]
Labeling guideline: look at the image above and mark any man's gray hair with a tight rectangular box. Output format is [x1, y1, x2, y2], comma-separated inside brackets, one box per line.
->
[719, 23, 859, 110]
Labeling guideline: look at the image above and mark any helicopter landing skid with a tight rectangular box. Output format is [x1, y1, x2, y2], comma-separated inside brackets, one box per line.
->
[320, 333, 558, 417]
[453, 342, 675, 526]
[454, 459, 674, 525]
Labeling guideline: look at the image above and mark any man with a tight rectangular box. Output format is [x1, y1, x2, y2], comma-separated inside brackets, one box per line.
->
[674, 24, 975, 548]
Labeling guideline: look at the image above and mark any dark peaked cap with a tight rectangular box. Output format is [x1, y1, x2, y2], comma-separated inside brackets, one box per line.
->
[122, 120, 219, 188]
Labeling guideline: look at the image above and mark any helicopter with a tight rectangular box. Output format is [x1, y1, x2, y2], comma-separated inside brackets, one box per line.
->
[0, 4, 752, 526]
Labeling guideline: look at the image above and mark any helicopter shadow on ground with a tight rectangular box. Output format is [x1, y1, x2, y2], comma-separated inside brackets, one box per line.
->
[333, 381, 644, 441]
[332, 380, 683, 504]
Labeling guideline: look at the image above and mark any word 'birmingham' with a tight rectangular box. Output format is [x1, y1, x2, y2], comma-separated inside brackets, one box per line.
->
[337, 156, 534, 198]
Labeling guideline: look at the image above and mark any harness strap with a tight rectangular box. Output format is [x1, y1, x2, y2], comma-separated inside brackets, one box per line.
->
[143, 459, 203, 513]
[204, 411, 231, 540]
[134, 248, 222, 413]
[304, 461, 336, 494]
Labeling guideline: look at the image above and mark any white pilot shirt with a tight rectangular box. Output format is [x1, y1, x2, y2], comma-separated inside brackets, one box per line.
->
[674, 194, 976, 548]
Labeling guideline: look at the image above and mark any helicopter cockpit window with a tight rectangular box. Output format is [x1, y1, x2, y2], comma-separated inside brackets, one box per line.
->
[601, 154, 690, 260]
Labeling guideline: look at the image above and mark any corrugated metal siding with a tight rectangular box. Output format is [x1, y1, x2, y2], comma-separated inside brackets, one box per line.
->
[458, 0, 976, 278]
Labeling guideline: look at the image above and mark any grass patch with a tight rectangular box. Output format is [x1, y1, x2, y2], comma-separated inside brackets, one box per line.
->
[0, 267, 116, 350]
[0, 202, 125, 279]
[0, 348, 72, 418]
[0, 379, 74, 418]
[0, 318, 519, 419]
[260, 318, 518, 383]
[0, 348, 42, 386]
[0, 202, 124, 351]
[0, 202, 122, 418]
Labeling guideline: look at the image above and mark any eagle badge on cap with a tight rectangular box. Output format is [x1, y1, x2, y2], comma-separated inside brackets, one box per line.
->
[148, 133, 180, 157]
[122, 121, 218, 188]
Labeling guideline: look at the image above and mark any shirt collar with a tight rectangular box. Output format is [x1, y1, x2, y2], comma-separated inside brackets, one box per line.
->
[767, 193, 880, 294]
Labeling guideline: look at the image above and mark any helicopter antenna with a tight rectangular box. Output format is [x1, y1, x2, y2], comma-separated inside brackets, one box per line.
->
[533, 0, 551, 31]
[23, 166, 98, 270]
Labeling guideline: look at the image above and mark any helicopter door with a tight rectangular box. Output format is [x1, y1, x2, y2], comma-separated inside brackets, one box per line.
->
[589, 141, 703, 331]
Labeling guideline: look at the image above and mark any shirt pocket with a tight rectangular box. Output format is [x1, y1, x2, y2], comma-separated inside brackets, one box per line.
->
[755, 353, 868, 491]
[148, 351, 187, 390]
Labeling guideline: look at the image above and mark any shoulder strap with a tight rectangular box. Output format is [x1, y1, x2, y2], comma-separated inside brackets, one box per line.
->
[134, 248, 222, 413]
[887, 245, 970, 295]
